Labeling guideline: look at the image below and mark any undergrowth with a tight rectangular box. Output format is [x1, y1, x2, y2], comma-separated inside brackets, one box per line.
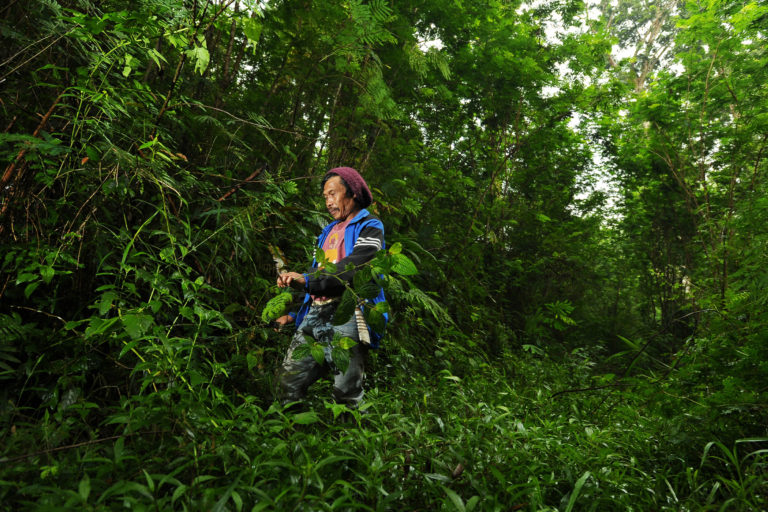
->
[2, 332, 765, 511]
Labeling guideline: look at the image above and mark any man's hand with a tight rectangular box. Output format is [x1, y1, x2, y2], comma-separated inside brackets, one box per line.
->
[273, 314, 295, 331]
[277, 271, 306, 290]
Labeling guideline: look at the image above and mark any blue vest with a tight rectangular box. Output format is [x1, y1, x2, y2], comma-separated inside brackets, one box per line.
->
[294, 209, 388, 347]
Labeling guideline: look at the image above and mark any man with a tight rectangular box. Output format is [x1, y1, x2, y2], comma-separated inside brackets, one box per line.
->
[274, 166, 387, 408]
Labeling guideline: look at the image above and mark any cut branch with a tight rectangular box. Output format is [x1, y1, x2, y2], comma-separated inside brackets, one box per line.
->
[217, 166, 265, 201]
[1, 91, 64, 189]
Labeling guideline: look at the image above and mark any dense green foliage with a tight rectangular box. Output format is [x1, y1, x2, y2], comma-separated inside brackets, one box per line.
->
[1, 0, 766, 509]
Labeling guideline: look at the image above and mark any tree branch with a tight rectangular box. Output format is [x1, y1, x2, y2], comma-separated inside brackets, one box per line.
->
[0, 431, 168, 464]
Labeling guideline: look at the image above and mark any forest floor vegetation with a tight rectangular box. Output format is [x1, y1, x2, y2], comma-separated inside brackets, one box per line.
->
[2, 334, 764, 511]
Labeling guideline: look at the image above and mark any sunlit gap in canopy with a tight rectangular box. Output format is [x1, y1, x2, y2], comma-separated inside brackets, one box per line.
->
[515, 0, 622, 220]
[417, 23, 443, 52]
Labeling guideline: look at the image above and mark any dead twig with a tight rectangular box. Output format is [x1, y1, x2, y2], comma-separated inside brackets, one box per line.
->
[217, 166, 265, 201]
[0, 431, 168, 464]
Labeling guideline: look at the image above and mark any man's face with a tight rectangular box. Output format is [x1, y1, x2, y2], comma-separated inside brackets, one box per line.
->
[323, 175, 357, 221]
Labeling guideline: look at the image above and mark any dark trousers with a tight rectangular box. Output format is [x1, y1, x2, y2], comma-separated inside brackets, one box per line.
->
[278, 302, 367, 407]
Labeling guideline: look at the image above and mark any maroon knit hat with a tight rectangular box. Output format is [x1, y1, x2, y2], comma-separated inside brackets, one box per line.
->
[325, 167, 373, 208]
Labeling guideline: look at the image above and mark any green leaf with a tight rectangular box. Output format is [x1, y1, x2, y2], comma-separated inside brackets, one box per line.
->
[64, 320, 85, 330]
[122, 313, 153, 339]
[24, 282, 40, 298]
[425, 473, 451, 482]
[147, 48, 167, 67]
[192, 475, 217, 486]
[292, 411, 319, 424]
[172, 484, 188, 503]
[179, 306, 194, 322]
[113, 436, 125, 464]
[143, 469, 155, 492]
[99, 291, 118, 316]
[374, 301, 390, 315]
[565, 471, 591, 512]
[441, 485, 465, 512]
[231, 490, 243, 512]
[522, 344, 545, 355]
[388, 242, 403, 255]
[16, 272, 38, 285]
[188, 370, 205, 388]
[333, 288, 356, 325]
[292, 342, 311, 361]
[186, 45, 210, 75]
[331, 346, 350, 374]
[86, 316, 120, 339]
[242, 17, 262, 47]
[119, 340, 140, 359]
[310, 343, 325, 364]
[353, 265, 373, 289]
[392, 253, 417, 276]
[325, 402, 349, 419]
[39, 265, 54, 284]
[356, 281, 380, 299]
[246, 352, 259, 372]
[364, 305, 386, 333]
[78, 475, 91, 501]
[337, 336, 357, 350]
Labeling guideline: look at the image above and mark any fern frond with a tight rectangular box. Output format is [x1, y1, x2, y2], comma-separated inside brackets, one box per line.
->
[427, 47, 451, 79]
[386, 279, 454, 326]
[0, 313, 25, 343]
[405, 287, 454, 325]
